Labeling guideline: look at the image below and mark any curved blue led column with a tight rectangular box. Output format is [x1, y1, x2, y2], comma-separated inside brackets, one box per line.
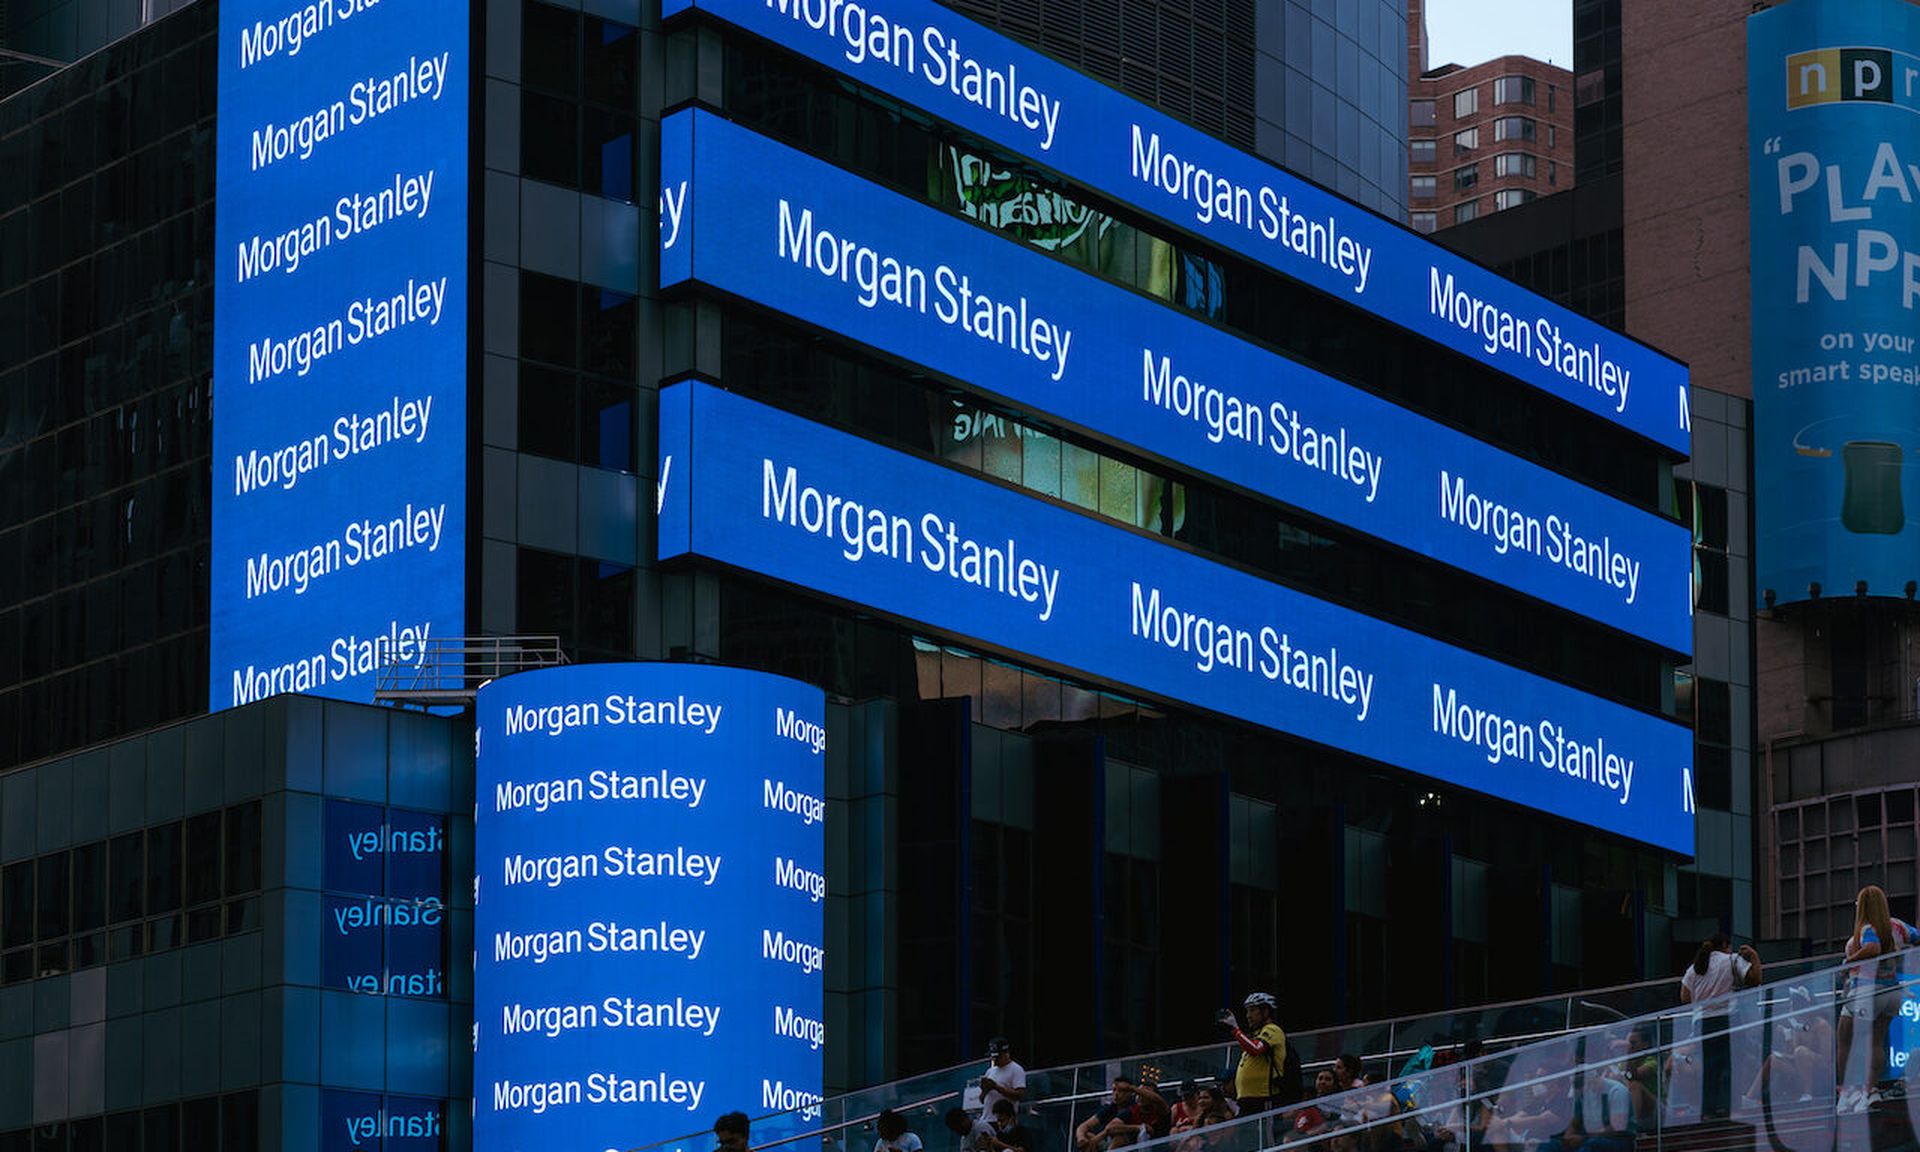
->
[475, 662, 826, 1151]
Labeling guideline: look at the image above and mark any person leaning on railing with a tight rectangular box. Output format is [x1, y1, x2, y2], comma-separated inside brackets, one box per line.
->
[1834, 883, 1918, 1113]
[1677, 932, 1762, 1121]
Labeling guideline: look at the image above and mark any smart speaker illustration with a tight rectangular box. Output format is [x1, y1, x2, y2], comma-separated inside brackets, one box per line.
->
[1792, 422, 1910, 535]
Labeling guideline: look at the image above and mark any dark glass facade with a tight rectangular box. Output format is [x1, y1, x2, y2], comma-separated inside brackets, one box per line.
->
[0, 1, 215, 770]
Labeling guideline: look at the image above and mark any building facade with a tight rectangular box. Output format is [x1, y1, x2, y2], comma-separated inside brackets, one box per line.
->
[0, 693, 472, 1151]
[1405, 0, 1571, 233]
[0, 0, 1707, 1143]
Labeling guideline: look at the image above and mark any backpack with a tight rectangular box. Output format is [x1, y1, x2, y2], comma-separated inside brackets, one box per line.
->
[1274, 1042, 1306, 1106]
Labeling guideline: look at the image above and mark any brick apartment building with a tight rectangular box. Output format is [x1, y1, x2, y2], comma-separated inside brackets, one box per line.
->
[1407, 0, 1572, 231]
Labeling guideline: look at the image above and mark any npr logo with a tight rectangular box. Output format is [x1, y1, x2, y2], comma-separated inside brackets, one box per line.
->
[1786, 47, 1920, 108]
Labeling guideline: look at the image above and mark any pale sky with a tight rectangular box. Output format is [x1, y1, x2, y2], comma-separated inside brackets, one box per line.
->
[1423, 0, 1574, 70]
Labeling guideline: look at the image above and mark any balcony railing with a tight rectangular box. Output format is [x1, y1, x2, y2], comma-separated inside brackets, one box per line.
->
[373, 634, 569, 708]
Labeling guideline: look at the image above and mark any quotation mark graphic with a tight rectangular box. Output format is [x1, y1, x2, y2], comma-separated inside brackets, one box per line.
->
[1763, 136, 1784, 155]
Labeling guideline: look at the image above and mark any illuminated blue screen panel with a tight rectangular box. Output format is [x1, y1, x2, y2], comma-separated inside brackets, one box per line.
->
[1749, 0, 1920, 604]
[660, 110, 1693, 652]
[210, 0, 469, 709]
[475, 663, 827, 1151]
[658, 381, 1694, 853]
[660, 0, 1690, 454]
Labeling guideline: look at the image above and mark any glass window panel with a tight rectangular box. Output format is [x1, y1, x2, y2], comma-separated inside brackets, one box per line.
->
[385, 809, 446, 902]
[324, 894, 387, 994]
[1892, 790, 1916, 825]
[1410, 99, 1435, 127]
[1410, 139, 1436, 163]
[147, 913, 181, 951]
[324, 799, 388, 898]
[108, 832, 142, 922]
[579, 289, 635, 379]
[147, 822, 180, 912]
[1495, 115, 1536, 141]
[223, 1090, 260, 1152]
[37, 850, 68, 940]
[519, 365, 579, 461]
[1453, 87, 1478, 118]
[516, 547, 577, 643]
[581, 107, 637, 203]
[224, 802, 261, 895]
[578, 562, 636, 659]
[1495, 153, 1536, 178]
[143, 1104, 179, 1152]
[583, 16, 639, 107]
[521, 0, 581, 97]
[73, 841, 105, 931]
[386, 899, 448, 999]
[181, 1097, 217, 1145]
[184, 811, 221, 907]
[519, 273, 578, 368]
[1495, 76, 1536, 105]
[226, 897, 260, 936]
[520, 92, 580, 189]
[579, 380, 634, 472]
[186, 905, 221, 943]
[107, 925, 142, 962]
[1576, 69, 1606, 105]
[69, 1117, 101, 1152]
[2, 860, 31, 948]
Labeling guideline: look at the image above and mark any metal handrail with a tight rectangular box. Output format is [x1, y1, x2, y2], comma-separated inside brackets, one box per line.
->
[716, 950, 1880, 1152]
[372, 633, 569, 707]
[627, 950, 1841, 1152]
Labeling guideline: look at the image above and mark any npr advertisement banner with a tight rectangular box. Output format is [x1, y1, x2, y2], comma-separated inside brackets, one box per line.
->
[210, 0, 469, 708]
[474, 663, 827, 1152]
[1750, 0, 1920, 605]
[660, 0, 1692, 454]
[660, 110, 1694, 653]
[657, 381, 1695, 854]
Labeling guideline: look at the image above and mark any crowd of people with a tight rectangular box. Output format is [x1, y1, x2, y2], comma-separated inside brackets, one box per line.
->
[706, 883, 1920, 1152]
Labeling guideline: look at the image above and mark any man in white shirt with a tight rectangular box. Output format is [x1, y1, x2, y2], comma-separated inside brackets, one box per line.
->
[979, 1038, 1027, 1116]
[1678, 934, 1762, 1120]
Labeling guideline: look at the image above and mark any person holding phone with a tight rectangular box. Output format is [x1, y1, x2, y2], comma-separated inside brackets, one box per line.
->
[979, 1037, 1028, 1117]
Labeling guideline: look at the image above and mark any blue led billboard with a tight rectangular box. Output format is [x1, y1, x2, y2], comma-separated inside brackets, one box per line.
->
[658, 381, 1694, 853]
[474, 663, 827, 1151]
[1750, 0, 1920, 605]
[210, 0, 469, 709]
[660, 0, 1691, 455]
[660, 110, 1693, 652]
